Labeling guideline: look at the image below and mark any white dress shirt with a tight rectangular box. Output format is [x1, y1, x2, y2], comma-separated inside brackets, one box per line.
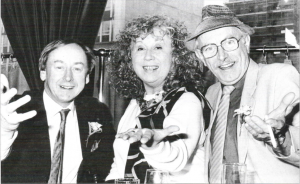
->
[1, 91, 83, 183]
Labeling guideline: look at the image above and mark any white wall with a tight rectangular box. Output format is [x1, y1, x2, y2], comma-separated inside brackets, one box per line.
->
[124, 0, 204, 35]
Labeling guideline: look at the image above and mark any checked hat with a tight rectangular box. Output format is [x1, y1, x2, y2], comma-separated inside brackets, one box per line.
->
[187, 5, 254, 41]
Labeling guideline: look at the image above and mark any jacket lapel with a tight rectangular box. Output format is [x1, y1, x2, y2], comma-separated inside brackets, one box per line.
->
[208, 83, 222, 129]
[22, 91, 51, 181]
[19, 91, 51, 156]
[75, 99, 90, 159]
[204, 83, 222, 176]
[238, 60, 259, 164]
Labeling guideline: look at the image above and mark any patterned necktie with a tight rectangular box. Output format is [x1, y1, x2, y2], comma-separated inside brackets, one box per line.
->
[210, 86, 235, 183]
[48, 109, 70, 184]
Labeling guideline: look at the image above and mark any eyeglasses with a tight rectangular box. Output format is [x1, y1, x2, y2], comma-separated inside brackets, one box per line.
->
[200, 37, 243, 59]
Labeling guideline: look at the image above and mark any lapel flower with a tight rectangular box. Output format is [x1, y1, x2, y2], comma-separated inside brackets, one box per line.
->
[88, 122, 103, 135]
[233, 105, 252, 123]
[90, 139, 101, 152]
[86, 122, 102, 150]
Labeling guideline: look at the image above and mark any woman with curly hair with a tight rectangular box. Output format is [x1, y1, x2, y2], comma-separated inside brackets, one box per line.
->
[105, 15, 209, 183]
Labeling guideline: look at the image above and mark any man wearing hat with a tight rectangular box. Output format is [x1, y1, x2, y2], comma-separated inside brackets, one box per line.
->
[187, 5, 299, 183]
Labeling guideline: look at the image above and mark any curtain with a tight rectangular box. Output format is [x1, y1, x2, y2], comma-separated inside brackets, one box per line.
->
[1, 58, 30, 94]
[1, 0, 107, 93]
[102, 57, 130, 131]
[92, 54, 130, 130]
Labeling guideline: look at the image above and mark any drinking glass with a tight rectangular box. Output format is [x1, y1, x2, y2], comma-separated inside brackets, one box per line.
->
[115, 178, 140, 184]
[245, 171, 256, 183]
[144, 169, 170, 184]
[222, 163, 247, 184]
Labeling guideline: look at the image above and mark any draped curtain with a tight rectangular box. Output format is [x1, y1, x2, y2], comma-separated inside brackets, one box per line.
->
[91, 55, 130, 130]
[1, 0, 108, 93]
[102, 57, 130, 130]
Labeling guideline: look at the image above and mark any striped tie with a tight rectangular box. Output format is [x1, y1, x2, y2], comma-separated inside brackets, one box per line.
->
[210, 86, 235, 183]
[48, 109, 70, 184]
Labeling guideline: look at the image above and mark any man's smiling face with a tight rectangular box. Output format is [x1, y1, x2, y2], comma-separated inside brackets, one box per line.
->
[195, 27, 250, 85]
[40, 43, 89, 107]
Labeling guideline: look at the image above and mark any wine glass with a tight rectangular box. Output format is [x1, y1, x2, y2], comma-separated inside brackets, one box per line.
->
[144, 169, 170, 184]
[222, 163, 247, 184]
[115, 178, 140, 184]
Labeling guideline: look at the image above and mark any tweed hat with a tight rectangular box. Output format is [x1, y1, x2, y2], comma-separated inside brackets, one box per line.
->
[186, 5, 254, 41]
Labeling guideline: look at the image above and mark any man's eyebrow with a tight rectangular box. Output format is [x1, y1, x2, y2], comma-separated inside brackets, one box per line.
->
[74, 62, 84, 65]
[54, 60, 63, 63]
[53, 60, 85, 65]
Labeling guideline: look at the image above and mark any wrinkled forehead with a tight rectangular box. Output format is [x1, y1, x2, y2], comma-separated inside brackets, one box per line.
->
[196, 27, 243, 46]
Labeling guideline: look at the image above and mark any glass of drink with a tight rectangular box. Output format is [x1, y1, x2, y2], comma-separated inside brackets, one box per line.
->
[115, 178, 140, 184]
[222, 163, 247, 184]
[144, 169, 170, 184]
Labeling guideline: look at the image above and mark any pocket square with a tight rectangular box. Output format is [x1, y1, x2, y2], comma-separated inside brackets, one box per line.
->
[91, 139, 101, 152]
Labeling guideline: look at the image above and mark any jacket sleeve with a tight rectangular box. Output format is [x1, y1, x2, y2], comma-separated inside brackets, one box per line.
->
[1, 129, 18, 161]
[268, 64, 300, 165]
[1, 93, 29, 161]
[105, 99, 138, 181]
[140, 92, 205, 172]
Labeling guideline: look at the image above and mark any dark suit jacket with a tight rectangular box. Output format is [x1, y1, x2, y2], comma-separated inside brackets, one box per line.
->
[1, 90, 115, 183]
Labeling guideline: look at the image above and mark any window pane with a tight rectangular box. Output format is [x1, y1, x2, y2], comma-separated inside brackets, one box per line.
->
[102, 35, 109, 42]
[102, 21, 110, 35]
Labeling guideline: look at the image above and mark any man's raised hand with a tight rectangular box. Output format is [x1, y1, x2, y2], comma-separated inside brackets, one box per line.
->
[1, 74, 37, 132]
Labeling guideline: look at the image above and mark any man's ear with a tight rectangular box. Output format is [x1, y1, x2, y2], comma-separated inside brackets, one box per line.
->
[40, 70, 46, 81]
[85, 74, 90, 84]
[243, 35, 251, 53]
[195, 49, 207, 67]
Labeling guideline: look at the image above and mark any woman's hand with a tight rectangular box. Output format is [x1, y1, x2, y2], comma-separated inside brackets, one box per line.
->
[116, 125, 179, 148]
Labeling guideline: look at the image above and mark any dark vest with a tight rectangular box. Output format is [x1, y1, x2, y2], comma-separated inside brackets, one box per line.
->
[125, 87, 210, 182]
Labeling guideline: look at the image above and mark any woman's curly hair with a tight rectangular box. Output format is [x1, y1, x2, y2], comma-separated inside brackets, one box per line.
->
[107, 15, 204, 100]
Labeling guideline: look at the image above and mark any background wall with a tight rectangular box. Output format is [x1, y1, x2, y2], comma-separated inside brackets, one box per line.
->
[124, 0, 203, 35]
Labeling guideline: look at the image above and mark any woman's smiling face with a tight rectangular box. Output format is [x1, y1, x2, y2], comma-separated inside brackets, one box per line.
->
[131, 27, 173, 94]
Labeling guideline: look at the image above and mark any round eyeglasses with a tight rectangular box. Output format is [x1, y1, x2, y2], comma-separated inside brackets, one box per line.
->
[200, 37, 243, 59]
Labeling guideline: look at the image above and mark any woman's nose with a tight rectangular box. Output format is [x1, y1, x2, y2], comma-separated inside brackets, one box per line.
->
[144, 49, 154, 61]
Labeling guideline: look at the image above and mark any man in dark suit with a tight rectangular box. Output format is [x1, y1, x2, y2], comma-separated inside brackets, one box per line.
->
[1, 39, 115, 183]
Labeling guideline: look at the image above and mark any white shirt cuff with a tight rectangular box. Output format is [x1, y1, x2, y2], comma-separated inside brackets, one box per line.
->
[1, 130, 18, 161]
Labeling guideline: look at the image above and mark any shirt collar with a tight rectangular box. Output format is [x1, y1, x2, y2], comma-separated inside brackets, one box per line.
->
[233, 73, 246, 90]
[221, 72, 246, 91]
[43, 90, 75, 118]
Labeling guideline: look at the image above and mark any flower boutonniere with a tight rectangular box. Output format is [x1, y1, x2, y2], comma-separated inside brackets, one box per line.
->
[86, 122, 103, 151]
[233, 105, 252, 123]
[88, 122, 103, 135]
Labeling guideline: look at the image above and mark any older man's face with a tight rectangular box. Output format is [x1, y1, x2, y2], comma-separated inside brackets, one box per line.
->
[195, 27, 250, 86]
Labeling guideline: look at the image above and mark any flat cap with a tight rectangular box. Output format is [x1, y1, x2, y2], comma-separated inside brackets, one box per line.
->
[187, 5, 254, 41]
